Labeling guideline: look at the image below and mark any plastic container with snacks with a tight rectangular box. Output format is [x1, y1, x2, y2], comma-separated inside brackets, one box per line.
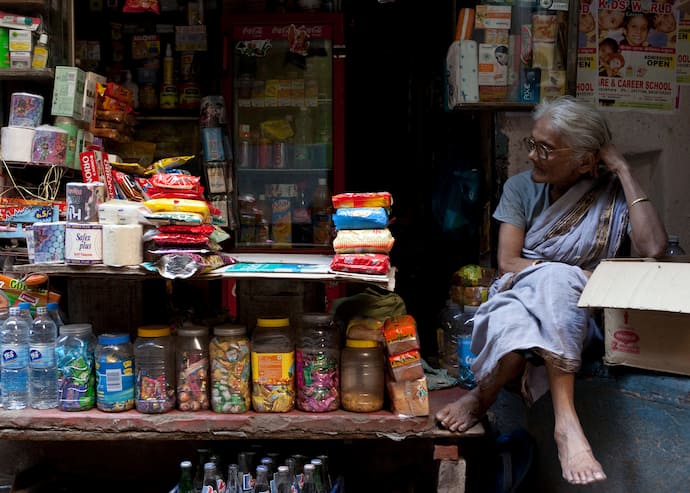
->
[251, 316, 294, 413]
[210, 323, 251, 413]
[56, 323, 97, 411]
[341, 339, 384, 412]
[134, 325, 176, 414]
[175, 323, 209, 411]
[295, 313, 340, 412]
[95, 333, 134, 412]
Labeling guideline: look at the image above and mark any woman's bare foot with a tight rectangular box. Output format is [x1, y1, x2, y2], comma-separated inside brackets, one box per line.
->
[435, 388, 487, 432]
[555, 427, 607, 485]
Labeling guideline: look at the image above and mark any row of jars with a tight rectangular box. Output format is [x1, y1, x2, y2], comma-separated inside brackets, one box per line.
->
[56, 313, 386, 414]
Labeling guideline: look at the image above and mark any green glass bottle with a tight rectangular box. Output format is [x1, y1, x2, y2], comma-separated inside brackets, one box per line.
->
[178, 460, 195, 493]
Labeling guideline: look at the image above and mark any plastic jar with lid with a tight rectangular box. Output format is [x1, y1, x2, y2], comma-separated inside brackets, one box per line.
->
[340, 339, 384, 412]
[95, 333, 134, 412]
[175, 323, 209, 411]
[251, 316, 294, 413]
[134, 325, 175, 414]
[295, 313, 340, 412]
[210, 323, 251, 413]
[56, 323, 97, 411]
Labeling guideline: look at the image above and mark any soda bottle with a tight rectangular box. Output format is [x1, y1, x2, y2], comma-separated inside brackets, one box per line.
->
[254, 465, 270, 493]
[178, 460, 196, 493]
[301, 464, 318, 493]
[226, 464, 240, 493]
[29, 306, 58, 409]
[1, 306, 30, 409]
[294, 107, 313, 168]
[311, 178, 332, 246]
[276, 465, 291, 493]
[194, 448, 211, 492]
[202, 462, 220, 493]
[292, 185, 312, 246]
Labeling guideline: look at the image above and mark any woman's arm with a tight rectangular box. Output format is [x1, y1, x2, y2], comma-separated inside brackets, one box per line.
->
[598, 144, 667, 257]
[496, 222, 535, 275]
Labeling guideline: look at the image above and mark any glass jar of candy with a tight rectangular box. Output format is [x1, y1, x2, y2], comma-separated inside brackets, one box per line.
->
[134, 325, 175, 414]
[175, 323, 209, 411]
[95, 333, 134, 412]
[295, 313, 340, 412]
[56, 323, 97, 411]
[210, 323, 250, 413]
[251, 316, 294, 412]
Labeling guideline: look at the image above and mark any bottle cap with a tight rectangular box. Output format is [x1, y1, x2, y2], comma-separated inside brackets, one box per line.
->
[346, 339, 378, 348]
[214, 324, 247, 337]
[98, 333, 130, 345]
[59, 323, 93, 336]
[256, 317, 289, 328]
[138, 325, 171, 337]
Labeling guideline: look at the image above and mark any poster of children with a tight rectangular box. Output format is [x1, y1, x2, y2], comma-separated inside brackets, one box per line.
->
[576, 0, 598, 102]
[676, 10, 690, 84]
[577, 0, 681, 112]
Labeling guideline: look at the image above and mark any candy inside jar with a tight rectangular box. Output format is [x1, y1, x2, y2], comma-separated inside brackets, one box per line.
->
[175, 324, 210, 411]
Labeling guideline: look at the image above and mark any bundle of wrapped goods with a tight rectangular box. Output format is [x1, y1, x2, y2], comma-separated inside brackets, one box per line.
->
[329, 192, 394, 276]
[142, 173, 234, 278]
[382, 314, 429, 417]
[1, 92, 48, 164]
[91, 81, 137, 144]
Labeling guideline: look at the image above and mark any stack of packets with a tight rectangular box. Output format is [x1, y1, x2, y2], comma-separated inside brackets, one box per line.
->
[141, 173, 234, 279]
[383, 314, 429, 417]
[450, 264, 496, 309]
[91, 81, 136, 143]
[329, 192, 394, 276]
[445, 4, 566, 107]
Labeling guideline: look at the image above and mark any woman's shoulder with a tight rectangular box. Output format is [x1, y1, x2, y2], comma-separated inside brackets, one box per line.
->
[505, 170, 540, 191]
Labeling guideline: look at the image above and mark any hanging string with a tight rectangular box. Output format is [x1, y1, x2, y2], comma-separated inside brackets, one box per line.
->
[1, 159, 65, 202]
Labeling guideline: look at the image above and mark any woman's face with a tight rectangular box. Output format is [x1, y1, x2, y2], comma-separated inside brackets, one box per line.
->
[625, 15, 650, 45]
[528, 117, 584, 190]
[495, 51, 509, 66]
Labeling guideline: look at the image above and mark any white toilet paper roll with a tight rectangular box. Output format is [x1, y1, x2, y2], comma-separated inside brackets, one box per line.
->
[1, 126, 35, 162]
[102, 224, 143, 267]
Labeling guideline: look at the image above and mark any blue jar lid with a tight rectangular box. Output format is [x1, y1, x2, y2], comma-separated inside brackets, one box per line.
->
[98, 333, 130, 345]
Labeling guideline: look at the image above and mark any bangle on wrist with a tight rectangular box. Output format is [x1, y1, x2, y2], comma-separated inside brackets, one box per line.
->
[629, 197, 650, 208]
[531, 259, 544, 266]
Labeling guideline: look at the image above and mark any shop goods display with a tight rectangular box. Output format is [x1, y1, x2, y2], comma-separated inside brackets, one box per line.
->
[329, 192, 394, 276]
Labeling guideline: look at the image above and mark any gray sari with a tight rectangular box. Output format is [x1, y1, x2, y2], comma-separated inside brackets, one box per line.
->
[470, 172, 628, 404]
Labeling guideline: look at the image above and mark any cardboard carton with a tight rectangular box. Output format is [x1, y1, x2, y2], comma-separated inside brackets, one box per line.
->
[578, 259, 690, 376]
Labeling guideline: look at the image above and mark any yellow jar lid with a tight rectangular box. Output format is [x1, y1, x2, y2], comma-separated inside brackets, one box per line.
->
[137, 325, 171, 337]
[346, 339, 378, 348]
[256, 317, 290, 328]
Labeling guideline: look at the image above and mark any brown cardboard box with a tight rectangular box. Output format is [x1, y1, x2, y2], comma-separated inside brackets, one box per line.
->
[578, 259, 690, 376]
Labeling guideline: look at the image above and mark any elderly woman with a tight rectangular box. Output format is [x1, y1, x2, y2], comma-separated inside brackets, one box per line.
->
[436, 96, 667, 485]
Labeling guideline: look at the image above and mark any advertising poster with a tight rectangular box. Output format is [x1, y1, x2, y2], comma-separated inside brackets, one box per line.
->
[677, 11, 690, 84]
[594, 0, 679, 111]
[577, 0, 598, 102]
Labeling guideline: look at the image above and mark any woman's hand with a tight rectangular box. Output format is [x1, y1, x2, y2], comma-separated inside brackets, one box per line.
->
[598, 143, 629, 176]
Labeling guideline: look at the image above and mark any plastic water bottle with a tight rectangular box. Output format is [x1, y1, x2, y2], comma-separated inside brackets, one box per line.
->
[18, 301, 33, 326]
[46, 302, 65, 328]
[457, 307, 477, 389]
[1, 306, 30, 409]
[438, 300, 464, 377]
[29, 306, 58, 409]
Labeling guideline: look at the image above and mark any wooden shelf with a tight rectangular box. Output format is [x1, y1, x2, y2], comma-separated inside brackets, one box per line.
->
[0, 388, 483, 441]
[0, 68, 53, 81]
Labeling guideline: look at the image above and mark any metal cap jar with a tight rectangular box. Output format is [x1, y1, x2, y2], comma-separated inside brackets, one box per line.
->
[56, 323, 97, 411]
[210, 323, 250, 413]
[340, 339, 384, 412]
[95, 332, 134, 412]
[295, 312, 340, 412]
[134, 325, 175, 414]
[251, 316, 294, 412]
[175, 324, 209, 411]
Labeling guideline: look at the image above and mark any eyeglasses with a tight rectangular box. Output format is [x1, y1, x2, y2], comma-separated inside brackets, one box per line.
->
[524, 137, 570, 161]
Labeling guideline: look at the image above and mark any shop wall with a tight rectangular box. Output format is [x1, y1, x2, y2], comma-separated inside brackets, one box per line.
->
[497, 87, 690, 250]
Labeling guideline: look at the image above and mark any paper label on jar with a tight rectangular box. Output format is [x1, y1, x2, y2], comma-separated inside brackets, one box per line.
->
[251, 352, 294, 384]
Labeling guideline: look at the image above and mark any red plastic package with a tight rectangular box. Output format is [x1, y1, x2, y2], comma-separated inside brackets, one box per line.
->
[331, 192, 392, 210]
[330, 253, 390, 275]
[158, 224, 214, 236]
[123, 0, 160, 14]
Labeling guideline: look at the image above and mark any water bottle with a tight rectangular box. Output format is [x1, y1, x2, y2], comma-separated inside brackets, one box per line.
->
[665, 234, 686, 257]
[457, 307, 477, 389]
[1, 306, 30, 409]
[46, 302, 65, 328]
[29, 305, 58, 409]
[438, 300, 464, 377]
[18, 301, 33, 326]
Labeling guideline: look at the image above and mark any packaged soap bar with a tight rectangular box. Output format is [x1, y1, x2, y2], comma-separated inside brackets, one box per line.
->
[383, 315, 419, 355]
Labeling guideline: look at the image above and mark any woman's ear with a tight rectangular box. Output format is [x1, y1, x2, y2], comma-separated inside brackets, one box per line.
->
[579, 151, 598, 176]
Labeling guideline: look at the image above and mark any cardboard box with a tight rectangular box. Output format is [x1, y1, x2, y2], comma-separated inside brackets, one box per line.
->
[52, 66, 86, 120]
[578, 259, 690, 376]
[475, 5, 512, 30]
[84, 71, 106, 128]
